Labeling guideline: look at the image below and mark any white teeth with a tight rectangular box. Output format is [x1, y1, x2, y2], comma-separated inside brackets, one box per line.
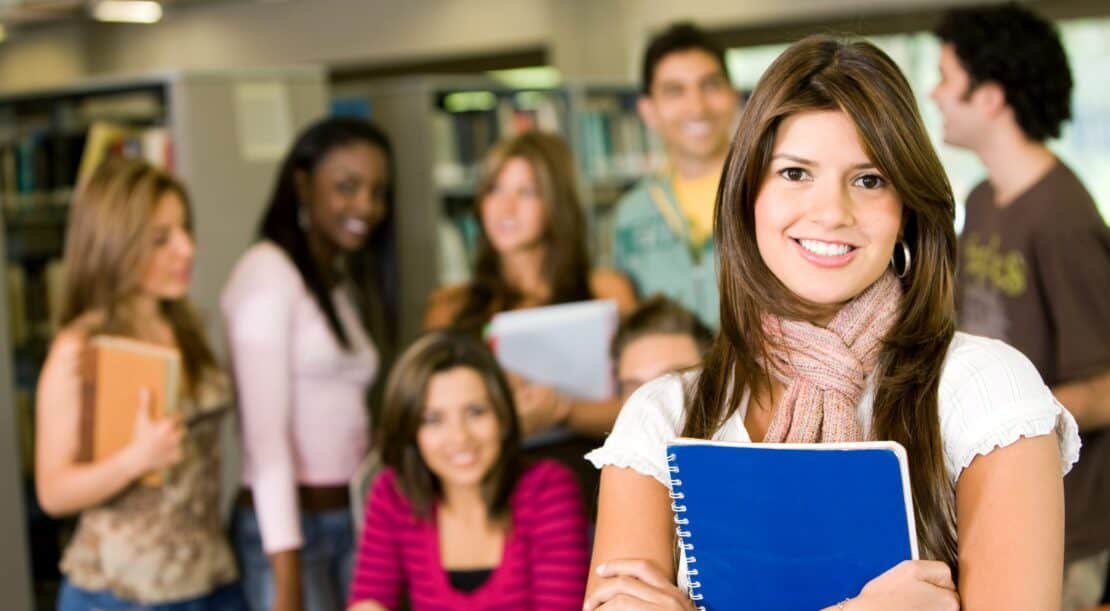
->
[799, 239, 851, 257]
[449, 452, 477, 466]
[345, 218, 368, 235]
[684, 121, 712, 136]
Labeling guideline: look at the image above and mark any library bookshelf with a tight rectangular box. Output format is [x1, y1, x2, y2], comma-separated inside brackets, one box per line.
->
[331, 76, 662, 344]
[0, 67, 327, 609]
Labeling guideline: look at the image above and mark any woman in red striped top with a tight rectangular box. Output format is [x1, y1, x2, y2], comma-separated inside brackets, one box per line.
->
[348, 331, 589, 610]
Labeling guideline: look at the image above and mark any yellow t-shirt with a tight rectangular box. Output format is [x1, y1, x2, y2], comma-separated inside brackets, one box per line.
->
[671, 170, 720, 252]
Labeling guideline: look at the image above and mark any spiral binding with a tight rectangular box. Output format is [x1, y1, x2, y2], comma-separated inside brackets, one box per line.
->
[668, 452, 706, 610]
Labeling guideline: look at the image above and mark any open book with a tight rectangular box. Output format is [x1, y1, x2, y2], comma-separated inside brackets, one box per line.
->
[487, 300, 618, 445]
[79, 335, 182, 486]
[666, 439, 917, 611]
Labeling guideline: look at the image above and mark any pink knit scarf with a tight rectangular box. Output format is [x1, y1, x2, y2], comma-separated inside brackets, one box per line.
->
[760, 271, 903, 443]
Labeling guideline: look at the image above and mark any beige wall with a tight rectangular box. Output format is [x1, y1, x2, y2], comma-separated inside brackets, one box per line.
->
[0, 22, 87, 91]
[0, 0, 995, 91]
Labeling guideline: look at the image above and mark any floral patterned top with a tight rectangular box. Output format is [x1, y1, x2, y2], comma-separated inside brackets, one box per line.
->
[59, 358, 238, 604]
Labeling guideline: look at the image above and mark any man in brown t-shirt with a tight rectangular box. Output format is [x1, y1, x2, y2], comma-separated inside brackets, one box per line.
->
[936, 6, 1110, 610]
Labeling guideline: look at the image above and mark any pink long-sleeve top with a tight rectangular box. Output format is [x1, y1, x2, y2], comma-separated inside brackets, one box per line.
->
[221, 241, 378, 554]
[349, 460, 589, 610]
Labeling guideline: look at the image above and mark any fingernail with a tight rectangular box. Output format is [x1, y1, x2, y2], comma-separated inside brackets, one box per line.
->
[595, 563, 607, 575]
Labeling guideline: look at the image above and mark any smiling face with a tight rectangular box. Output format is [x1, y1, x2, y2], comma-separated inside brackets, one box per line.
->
[137, 191, 195, 300]
[640, 49, 739, 171]
[753, 110, 903, 309]
[297, 141, 389, 254]
[480, 156, 548, 255]
[416, 366, 503, 493]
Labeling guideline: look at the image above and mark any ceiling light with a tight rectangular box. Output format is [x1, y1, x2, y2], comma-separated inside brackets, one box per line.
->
[91, 0, 163, 24]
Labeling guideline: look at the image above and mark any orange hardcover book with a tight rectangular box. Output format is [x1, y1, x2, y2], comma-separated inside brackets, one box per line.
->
[79, 335, 181, 486]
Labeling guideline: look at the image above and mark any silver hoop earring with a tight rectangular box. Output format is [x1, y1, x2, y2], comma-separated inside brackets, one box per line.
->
[891, 240, 912, 278]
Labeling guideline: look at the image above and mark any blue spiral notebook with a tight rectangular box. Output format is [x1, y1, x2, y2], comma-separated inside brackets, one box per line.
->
[666, 439, 917, 611]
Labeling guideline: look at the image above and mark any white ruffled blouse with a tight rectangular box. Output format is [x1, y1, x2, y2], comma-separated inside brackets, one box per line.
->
[586, 332, 1081, 588]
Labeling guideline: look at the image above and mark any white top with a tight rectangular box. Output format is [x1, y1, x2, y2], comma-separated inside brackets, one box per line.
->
[222, 241, 378, 553]
[586, 332, 1080, 587]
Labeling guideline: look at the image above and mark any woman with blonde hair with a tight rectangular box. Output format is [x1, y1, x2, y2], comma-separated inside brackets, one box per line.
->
[584, 36, 1079, 610]
[35, 158, 243, 610]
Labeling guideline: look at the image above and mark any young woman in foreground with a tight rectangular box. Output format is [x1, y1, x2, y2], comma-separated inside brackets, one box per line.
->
[584, 36, 1079, 611]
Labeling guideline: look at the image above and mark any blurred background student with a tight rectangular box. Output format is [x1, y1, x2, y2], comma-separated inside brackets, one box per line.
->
[348, 331, 588, 611]
[932, 6, 1110, 610]
[35, 159, 243, 610]
[610, 294, 713, 403]
[610, 22, 741, 329]
[423, 131, 636, 512]
[222, 117, 395, 611]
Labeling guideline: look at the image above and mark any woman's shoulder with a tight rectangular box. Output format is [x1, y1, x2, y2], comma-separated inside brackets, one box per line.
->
[222, 241, 304, 304]
[584, 371, 699, 487]
[228, 242, 302, 287]
[938, 332, 1048, 400]
[936, 332, 1079, 482]
[512, 460, 582, 510]
[46, 319, 98, 363]
[589, 267, 637, 314]
[516, 460, 576, 492]
[368, 467, 413, 514]
[423, 283, 472, 330]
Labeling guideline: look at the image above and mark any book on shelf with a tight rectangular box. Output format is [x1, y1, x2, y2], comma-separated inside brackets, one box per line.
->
[76, 90, 164, 124]
[0, 127, 86, 209]
[16, 389, 33, 476]
[78, 335, 182, 486]
[43, 258, 66, 335]
[0, 121, 170, 210]
[431, 90, 567, 191]
[666, 439, 917, 611]
[577, 94, 663, 182]
[76, 122, 173, 187]
[6, 264, 28, 347]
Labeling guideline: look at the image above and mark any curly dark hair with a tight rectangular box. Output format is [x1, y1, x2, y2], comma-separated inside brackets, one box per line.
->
[935, 3, 1072, 142]
[641, 22, 731, 95]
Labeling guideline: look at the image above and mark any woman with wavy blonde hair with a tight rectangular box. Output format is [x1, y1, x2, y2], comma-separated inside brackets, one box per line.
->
[36, 158, 243, 610]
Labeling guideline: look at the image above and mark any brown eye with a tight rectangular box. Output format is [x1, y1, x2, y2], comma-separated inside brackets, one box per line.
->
[421, 412, 442, 426]
[778, 167, 808, 182]
[853, 174, 888, 190]
[466, 404, 490, 418]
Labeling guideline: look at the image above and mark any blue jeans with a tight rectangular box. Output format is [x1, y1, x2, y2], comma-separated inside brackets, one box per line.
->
[233, 507, 354, 611]
[57, 580, 246, 611]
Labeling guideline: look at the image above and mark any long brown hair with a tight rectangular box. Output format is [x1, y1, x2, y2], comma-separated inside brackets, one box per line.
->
[61, 158, 217, 393]
[376, 331, 522, 518]
[684, 36, 959, 569]
[452, 131, 592, 332]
